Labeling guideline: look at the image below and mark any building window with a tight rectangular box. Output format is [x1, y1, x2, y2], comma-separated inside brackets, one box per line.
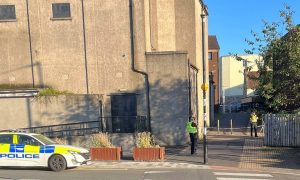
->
[208, 52, 212, 60]
[52, 3, 71, 19]
[0, 5, 16, 20]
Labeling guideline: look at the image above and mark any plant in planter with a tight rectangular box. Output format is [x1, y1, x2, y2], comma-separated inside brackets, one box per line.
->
[89, 133, 121, 161]
[53, 137, 68, 145]
[133, 132, 165, 161]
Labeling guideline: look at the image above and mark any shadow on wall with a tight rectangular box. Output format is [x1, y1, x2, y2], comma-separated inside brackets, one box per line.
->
[149, 77, 190, 146]
[36, 95, 102, 126]
[0, 78, 190, 146]
[0, 62, 45, 88]
[0, 95, 102, 131]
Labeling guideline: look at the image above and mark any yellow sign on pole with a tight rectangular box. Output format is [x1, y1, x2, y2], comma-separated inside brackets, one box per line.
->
[201, 83, 209, 91]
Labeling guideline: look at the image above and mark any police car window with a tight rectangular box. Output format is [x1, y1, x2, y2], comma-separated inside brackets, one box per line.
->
[0, 134, 13, 144]
[32, 134, 55, 145]
[18, 135, 41, 146]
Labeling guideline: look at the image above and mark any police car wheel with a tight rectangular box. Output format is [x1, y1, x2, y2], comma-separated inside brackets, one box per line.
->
[48, 155, 67, 172]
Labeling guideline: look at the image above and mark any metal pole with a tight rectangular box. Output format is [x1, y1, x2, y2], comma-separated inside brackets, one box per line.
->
[217, 120, 220, 134]
[201, 12, 208, 164]
[26, 0, 35, 88]
[231, 119, 233, 135]
[188, 60, 192, 120]
[129, 0, 151, 132]
[81, 0, 89, 94]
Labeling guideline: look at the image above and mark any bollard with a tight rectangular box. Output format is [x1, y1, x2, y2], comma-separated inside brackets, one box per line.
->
[230, 119, 233, 135]
[217, 120, 220, 134]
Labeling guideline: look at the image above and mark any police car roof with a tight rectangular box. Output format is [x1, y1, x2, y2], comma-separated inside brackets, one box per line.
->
[0, 132, 39, 136]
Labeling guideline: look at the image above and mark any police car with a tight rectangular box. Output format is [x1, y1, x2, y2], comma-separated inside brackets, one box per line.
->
[0, 131, 89, 171]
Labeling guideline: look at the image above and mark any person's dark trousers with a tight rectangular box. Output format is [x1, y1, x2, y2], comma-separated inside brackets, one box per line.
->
[251, 122, 258, 137]
[189, 133, 196, 154]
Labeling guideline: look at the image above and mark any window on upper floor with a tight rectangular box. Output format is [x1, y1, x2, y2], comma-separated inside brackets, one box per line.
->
[52, 3, 71, 19]
[0, 5, 16, 21]
[208, 52, 213, 60]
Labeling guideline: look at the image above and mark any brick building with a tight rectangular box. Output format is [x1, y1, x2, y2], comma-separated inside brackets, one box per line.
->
[208, 35, 220, 118]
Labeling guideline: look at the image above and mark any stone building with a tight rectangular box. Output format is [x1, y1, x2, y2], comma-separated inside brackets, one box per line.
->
[0, 0, 209, 145]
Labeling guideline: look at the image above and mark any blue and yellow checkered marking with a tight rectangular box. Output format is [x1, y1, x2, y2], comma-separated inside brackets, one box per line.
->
[9, 144, 25, 153]
[40, 146, 55, 153]
[0, 145, 63, 159]
[3, 145, 56, 154]
[1, 144, 75, 156]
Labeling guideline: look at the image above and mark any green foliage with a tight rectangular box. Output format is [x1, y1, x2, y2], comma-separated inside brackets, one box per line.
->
[37, 88, 72, 97]
[135, 132, 159, 148]
[243, 4, 300, 113]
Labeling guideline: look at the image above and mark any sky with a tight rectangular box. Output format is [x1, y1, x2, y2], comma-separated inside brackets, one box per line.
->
[204, 0, 300, 56]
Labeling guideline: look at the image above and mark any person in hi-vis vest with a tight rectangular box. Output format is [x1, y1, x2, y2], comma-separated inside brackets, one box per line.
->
[186, 117, 198, 155]
[250, 111, 258, 137]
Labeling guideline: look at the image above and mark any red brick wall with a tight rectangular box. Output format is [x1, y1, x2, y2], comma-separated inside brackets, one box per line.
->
[247, 71, 259, 89]
[208, 50, 219, 106]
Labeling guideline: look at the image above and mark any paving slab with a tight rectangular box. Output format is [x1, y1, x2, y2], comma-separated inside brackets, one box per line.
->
[80, 161, 209, 170]
[239, 137, 300, 173]
[81, 133, 300, 175]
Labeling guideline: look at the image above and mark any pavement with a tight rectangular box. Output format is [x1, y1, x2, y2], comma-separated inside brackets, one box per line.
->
[80, 131, 300, 175]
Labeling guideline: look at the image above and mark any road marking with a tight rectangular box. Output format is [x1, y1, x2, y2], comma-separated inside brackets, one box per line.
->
[144, 171, 173, 174]
[216, 178, 270, 180]
[214, 172, 273, 177]
[72, 168, 129, 171]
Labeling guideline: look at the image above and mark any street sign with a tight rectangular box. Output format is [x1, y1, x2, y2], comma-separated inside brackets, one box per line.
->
[201, 83, 208, 91]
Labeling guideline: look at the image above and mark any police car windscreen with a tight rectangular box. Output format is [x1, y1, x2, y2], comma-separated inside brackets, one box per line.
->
[33, 134, 56, 145]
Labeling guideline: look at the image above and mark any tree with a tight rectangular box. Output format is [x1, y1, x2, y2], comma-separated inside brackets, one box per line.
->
[242, 5, 300, 114]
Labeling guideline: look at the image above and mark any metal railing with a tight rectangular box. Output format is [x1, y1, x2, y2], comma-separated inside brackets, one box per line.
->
[208, 119, 264, 135]
[100, 116, 149, 133]
[1, 116, 149, 138]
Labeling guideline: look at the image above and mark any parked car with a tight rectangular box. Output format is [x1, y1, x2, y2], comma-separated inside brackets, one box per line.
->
[0, 131, 89, 171]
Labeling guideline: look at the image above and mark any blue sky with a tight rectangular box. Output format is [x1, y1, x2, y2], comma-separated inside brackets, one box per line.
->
[204, 0, 300, 56]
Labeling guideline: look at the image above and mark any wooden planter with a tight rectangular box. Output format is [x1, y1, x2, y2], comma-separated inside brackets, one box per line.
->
[133, 147, 165, 161]
[90, 147, 121, 161]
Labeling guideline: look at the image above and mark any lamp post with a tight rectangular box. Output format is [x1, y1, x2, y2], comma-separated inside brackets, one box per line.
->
[201, 12, 208, 164]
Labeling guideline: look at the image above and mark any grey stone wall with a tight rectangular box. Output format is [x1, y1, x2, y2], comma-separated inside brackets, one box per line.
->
[0, 95, 102, 130]
[62, 133, 135, 153]
[0, 95, 136, 152]
[146, 51, 190, 145]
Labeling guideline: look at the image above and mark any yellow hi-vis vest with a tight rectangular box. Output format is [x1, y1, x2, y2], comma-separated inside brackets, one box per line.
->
[250, 114, 258, 123]
[186, 122, 197, 134]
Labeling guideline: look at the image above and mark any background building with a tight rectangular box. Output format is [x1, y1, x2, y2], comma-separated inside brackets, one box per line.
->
[220, 54, 261, 113]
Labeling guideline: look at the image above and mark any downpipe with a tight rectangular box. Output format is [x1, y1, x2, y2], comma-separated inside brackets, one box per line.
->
[129, 0, 151, 132]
